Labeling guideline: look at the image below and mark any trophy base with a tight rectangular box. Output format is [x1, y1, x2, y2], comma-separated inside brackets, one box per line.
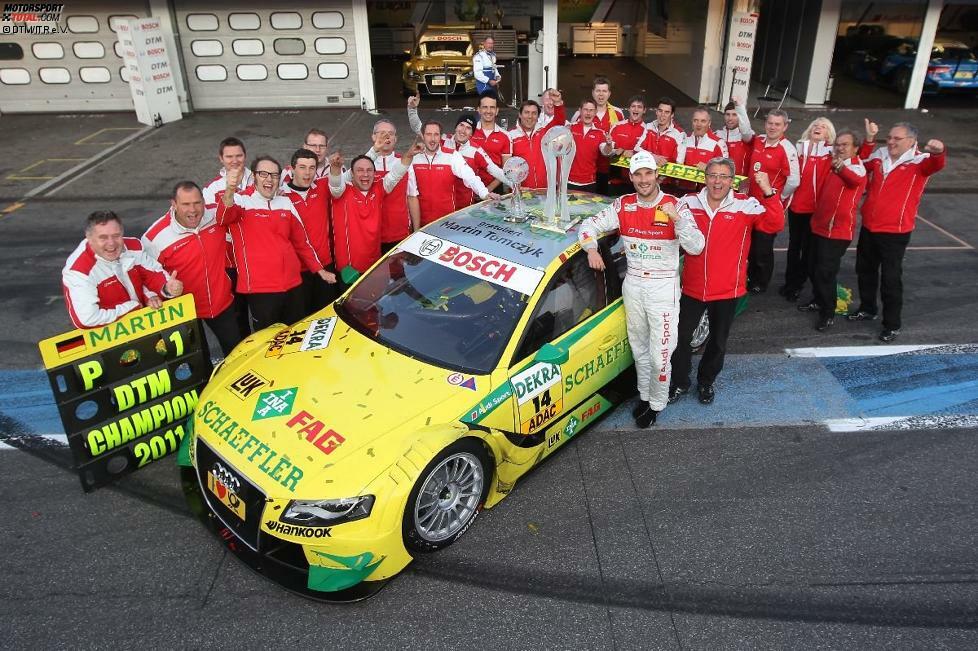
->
[531, 216, 582, 234]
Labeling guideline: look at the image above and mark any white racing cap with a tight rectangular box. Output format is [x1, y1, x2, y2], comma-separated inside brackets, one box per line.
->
[629, 151, 657, 174]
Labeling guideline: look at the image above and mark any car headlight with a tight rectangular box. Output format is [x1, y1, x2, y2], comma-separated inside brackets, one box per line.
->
[281, 495, 375, 527]
[461, 71, 473, 79]
[408, 70, 419, 79]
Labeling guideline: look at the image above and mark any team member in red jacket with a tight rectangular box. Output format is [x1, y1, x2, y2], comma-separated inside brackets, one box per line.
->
[848, 120, 946, 341]
[281, 148, 337, 312]
[366, 119, 411, 253]
[328, 141, 421, 278]
[678, 107, 729, 168]
[63, 211, 182, 329]
[670, 159, 784, 405]
[637, 97, 684, 166]
[746, 109, 800, 293]
[804, 130, 868, 331]
[281, 128, 329, 186]
[218, 157, 332, 330]
[569, 99, 614, 192]
[442, 114, 507, 206]
[509, 89, 567, 189]
[142, 181, 240, 355]
[407, 120, 498, 229]
[579, 151, 704, 427]
[470, 93, 512, 171]
[716, 99, 754, 175]
[607, 95, 651, 195]
[569, 77, 623, 194]
[781, 117, 836, 301]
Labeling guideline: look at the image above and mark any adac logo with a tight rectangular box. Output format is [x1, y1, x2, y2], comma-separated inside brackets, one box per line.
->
[419, 238, 443, 256]
[252, 387, 298, 421]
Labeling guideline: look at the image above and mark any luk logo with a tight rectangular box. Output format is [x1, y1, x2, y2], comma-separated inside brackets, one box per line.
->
[227, 371, 267, 400]
[419, 238, 443, 256]
[252, 387, 298, 421]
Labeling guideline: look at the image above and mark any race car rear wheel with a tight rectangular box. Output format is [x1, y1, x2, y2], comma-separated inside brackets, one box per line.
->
[403, 439, 489, 554]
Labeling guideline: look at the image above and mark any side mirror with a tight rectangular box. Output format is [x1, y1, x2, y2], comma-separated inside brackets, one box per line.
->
[535, 342, 569, 365]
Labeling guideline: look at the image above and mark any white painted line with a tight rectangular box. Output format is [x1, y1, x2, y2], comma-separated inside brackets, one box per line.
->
[786, 344, 943, 358]
[0, 433, 67, 450]
[826, 414, 978, 432]
[773, 246, 968, 252]
[917, 215, 974, 250]
[21, 126, 153, 199]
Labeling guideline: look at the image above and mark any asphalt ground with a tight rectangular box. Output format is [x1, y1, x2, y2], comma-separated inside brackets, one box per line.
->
[0, 107, 977, 648]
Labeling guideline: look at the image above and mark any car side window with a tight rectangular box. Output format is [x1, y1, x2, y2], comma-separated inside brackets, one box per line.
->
[514, 251, 604, 362]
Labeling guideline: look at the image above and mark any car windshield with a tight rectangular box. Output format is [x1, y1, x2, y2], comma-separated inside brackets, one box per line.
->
[932, 45, 976, 61]
[421, 40, 470, 56]
[335, 251, 530, 375]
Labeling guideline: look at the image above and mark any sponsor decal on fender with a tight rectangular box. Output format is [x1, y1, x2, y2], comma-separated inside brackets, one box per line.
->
[227, 371, 267, 400]
[398, 232, 544, 296]
[510, 362, 561, 405]
[265, 520, 332, 538]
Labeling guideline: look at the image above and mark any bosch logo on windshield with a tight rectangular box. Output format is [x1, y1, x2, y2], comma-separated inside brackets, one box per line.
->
[419, 238, 443, 256]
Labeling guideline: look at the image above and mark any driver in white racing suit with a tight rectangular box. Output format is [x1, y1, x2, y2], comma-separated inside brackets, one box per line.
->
[578, 151, 704, 427]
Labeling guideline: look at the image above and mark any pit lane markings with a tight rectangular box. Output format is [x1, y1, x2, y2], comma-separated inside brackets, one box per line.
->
[73, 127, 143, 146]
[772, 214, 973, 253]
[5, 158, 86, 181]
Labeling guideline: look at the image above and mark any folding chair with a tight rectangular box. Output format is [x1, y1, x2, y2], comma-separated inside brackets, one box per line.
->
[753, 78, 791, 118]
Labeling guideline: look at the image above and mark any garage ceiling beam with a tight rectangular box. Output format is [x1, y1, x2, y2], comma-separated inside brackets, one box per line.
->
[904, 0, 945, 109]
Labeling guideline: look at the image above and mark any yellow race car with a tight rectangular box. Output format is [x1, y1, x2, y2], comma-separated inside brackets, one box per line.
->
[179, 191, 635, 600]
[402, 25, 477, 96]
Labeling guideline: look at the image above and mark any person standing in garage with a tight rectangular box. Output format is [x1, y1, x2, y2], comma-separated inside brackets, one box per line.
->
[848, 120, 946, 342]
[473, 36, 501, 99]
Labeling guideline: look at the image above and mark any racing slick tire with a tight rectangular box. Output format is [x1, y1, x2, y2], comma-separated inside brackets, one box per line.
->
[403, 439, 491, 554]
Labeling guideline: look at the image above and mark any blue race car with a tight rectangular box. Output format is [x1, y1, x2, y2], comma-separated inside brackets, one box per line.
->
[847, 38, 978, 94]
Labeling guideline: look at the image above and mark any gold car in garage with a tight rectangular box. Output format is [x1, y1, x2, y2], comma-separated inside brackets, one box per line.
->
[402, 25, 477, 95]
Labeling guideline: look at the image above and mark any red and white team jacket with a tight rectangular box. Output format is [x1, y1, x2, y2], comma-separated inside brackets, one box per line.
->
[608, 119, 649, 187]
[440, 139, 507, 207]
[329, 161, 409, 272]
[677, 132, 730, 168]
[678, 189, 786, 301]
[470, 123, 512, 171]
[858, 142, 947, 234]
[810, 157, 868, 241]
[367, 149, 411, 244]
[788, 140, 834, 214]
[636, 124, 684, 163]
[203, 167, 253, 269]
[572, 105, 624, 176]
[142, 210, 233, 319]
[215, 187, 324, 294]
[62, 238, 167, 329]
[569, 121, 611, 186]
[715, 104, 755, 175]
[280, 177, 333, 270]
[747, 136, 800, 206]
[407, 149, 489, 226]
[508, 104, 567, 189]
[578, 191, 704, 278]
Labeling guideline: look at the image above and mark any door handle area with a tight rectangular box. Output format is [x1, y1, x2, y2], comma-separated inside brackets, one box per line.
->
[598, 334, 617, 349]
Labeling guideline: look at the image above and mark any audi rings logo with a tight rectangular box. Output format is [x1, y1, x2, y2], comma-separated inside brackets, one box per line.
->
[419, 238, 443, 256]
[211, 462, 241, 494]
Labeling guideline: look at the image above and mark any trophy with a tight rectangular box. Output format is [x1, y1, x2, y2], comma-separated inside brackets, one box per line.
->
[540, 126, 577, 232]
[502, 156, 529, 222]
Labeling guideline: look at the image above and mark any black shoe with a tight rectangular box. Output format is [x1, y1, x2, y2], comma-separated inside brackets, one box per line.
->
[816, 317, 834, 332]
[668, 386, 689, 404]
[879, 328, 900, 342]
[784, 289, 801, 302]
[635, 407, 659, 428]
[697, 384, 715, 405]
[847, 310, 878, 322]
[632, 400, 650, 418]
[748, 285, 765, 294]
[797, 301, 820, 312]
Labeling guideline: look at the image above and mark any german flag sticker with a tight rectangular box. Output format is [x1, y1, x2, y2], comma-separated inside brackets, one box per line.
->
[55, 334, 86, 357]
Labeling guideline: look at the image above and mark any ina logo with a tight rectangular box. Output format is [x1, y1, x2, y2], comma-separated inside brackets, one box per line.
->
[638, 243, 649, 253]
[252, 387, 298, 420]
[564, 416, 580, 438]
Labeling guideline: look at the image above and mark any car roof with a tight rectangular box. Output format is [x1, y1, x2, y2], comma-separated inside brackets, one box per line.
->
[420, 190, 615, 271]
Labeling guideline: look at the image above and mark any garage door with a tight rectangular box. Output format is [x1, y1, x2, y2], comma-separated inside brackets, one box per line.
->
[174, 1, 361, 110]
[0, 2, 148, 113]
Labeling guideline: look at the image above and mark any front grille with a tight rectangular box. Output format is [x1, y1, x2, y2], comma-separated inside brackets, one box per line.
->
[425, 73, 458, 89]
[196, 440, 266, 551]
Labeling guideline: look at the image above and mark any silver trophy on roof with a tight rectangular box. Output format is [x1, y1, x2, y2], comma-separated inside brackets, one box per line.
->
[502, 156, 529, 222]
[541, 126, 577, 232]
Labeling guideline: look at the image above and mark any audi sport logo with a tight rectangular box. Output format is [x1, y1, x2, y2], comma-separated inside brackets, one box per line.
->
[418, 238, 443, 256]
[211, 462, 241, 494]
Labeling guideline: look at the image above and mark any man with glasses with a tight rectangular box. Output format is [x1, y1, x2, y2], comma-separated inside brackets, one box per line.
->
[847, 120, 946, 342]
[282, 128, 329, 185]
[218, 156, 332, 330]
[579, 151, 704, 427]
[670, 158, 784, 405]
[364, 119, 412, 253]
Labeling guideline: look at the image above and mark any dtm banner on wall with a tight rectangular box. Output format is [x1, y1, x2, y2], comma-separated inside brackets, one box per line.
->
[116, 17, 182, 127]
[37, 295, 211, 492]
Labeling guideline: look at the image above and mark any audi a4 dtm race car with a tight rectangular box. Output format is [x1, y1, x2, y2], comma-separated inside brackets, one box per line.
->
[178, 190, 639, 600]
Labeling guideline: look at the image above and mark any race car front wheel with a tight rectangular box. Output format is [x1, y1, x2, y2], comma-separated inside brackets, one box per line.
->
[403, 439, 489, 554]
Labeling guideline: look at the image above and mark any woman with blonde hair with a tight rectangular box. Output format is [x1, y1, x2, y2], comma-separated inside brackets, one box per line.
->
[781, 116, 836, 303]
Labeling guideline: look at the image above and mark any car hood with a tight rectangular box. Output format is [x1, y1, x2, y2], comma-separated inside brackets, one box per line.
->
[193, 310, 491, 498]
[412, 56, 472, 70]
